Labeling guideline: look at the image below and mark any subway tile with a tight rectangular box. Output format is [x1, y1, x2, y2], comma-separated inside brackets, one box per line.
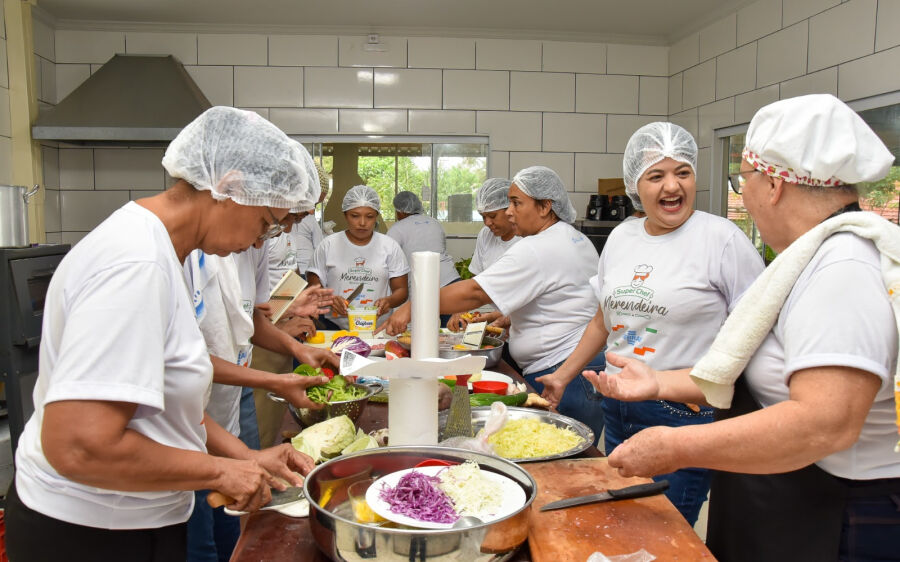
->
[45, 232, 62, 244]
[696, 148, 712, 192]
[757, 21, 808, 86]
[780, 67, 838, 98]
[58, 149, 94, 189]
[489, 151, 510, 179]
[568, 192, 593, 220]
[734, 84, 780, 123]
[0, 39, 7, 89]
[607, 44, 668, 76]
[42, 146, 59, 189]
[269, 35, 338, 66]
[606, 115, 659, 153]
[576, 74, 639, 114]
[443, 70, 508, 110]
[130, 190, 163, 201]
[60, 232, 87, 246]
[543, 113, 606, 152]
[0, 136, 9, 185]
[33, 17, 54, 61]
[0, 87, 9, 137]
[339, 36, 407, 68]
[669, 33, 699, 74]
[509, 152, 574, 190]
[44, 189, 60, 232]
[737, 0, 782, 45]
[700, 14, 737, 61]
[55, 64, 90, 101]
[197, 34, 267, 65]
[239, 107, 269, 120]
[339, 109, 407, 133]
[682, 59, 716, 109]
[305, 67, 373, 108]
[408, 37, 474, 69]
[542, 41, 606, 74]
[476, 39, 541, 71]
[40, 59, 56, 104]
[510, 72, 574, 112]
[697, 98, 735, 148]
[185, 66, 233, 106]
[94, 148, 165, 190]
[669, 72, 683, 114]
[269, 108, 339, 134]
[639, 76, 668, 115]
[669, 108, 699, 142]
[234, 66, 302, 107]
[575, 153, 625, 191]
[838, 45, 900, 101]
[784, 0, 841, 25]
[408, 110, 476, 134]
[809, 0, 877, 71]
[60, 190, 130, 231]
[55, 30, 124, 64]
[716, 43, 757, 99]
[476, 111, 542, 151]
[126, 32, 197, 65]
[374, 68, 441, 109]
[876, 0, 900, 51]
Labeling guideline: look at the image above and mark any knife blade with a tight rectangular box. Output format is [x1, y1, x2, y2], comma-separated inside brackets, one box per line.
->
[539, 480, 669, 512]
[344, 283, 365, 305]
[207, 486, 306, 510]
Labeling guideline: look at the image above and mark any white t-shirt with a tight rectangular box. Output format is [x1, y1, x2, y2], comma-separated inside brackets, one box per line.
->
[387, 215, 460, 287]
[308, 231, 410, 330]
[294, 214, 324, 275]
[592, 212, 763, 373]
[476, 221, 600, 374]
[15, 202, 212, 529]
[743, 233, 899, 479]
[265, 216, 325, 289]
[469, 226, 521, 275]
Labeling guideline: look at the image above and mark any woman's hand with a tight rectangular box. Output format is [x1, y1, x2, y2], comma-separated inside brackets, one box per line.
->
[446, 313, 468, 332]
[330, 295, 348, 317]
[373, 297, 392, 317]
[534, 371, 568, 410]
[276, 315, 316, 339]
[378, 302, 411, 336]
[273, 373, 328, 409]
[581, 352, 660, 402]
[607, 426, 679, 478]
[287, 286, 334, 318]
[490, 315, 511, 329]
[256, 302, 274, 320]
[210, 456, 280, 512]
[292, 344, 339, 370]
[249, 444, 316, 485]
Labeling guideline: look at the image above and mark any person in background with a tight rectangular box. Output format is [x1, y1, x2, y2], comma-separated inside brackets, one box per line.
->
[292, 160, 329, 276]
[387, 191, 460, 326]
[5, 107, 319, 562]
[307, 185, 409, 331]
[382, 166, 606, 440]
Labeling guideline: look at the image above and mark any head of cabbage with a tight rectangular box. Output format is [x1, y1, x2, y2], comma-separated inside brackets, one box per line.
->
[290, 415, 359, 463]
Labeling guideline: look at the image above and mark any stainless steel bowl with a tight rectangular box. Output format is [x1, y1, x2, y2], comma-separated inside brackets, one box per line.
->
[303, 446, 537, 562]
[437, 336, 504, 368]
[268, 381, 382, 429]
[439, 406, 595, 462]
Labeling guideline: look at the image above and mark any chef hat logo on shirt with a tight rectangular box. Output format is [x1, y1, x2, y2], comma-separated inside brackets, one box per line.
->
[354, 257, 366, 267]
[631, 264, 653, 287]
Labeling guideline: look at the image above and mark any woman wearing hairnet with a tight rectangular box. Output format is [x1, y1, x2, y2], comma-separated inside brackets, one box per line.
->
[537, 122, 764, 525]
[382, 166, 606, 440]
[5, 107, 321, 562]
[307, 185, 410, 329]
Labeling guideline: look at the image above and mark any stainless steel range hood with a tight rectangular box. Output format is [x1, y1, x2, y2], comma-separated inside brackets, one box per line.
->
[32, 54, 211, 144]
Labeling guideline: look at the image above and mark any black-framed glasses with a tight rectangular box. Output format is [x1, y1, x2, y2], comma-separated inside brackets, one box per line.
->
[258, 207, 287, 241]
[728, 170, 759, 195]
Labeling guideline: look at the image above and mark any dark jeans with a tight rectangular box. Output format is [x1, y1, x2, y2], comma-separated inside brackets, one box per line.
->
[524, 351, 606, 446]
[5, 479, 187, 562]
[839, 491, 900, 561]
[602, 397, 713, 525]
[186, 490, 241, 562]
[238, 385, 261, 450]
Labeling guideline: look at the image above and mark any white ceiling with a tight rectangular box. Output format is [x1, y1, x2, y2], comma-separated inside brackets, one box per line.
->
[37, 0, 755, 45]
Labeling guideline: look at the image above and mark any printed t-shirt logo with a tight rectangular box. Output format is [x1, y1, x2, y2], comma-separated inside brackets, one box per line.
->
[340, 257, 378, 283]
[603, 264, 669, 319]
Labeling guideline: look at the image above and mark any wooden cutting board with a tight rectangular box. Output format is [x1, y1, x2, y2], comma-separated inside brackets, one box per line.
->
[524, 458, 715, 562]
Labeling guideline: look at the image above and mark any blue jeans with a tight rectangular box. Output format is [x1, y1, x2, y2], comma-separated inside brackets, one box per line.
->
[524, 351, 606, 446]
[239, 386, 261, 450]
[602, 397, 713, 525]
[186, 490, 241, 562]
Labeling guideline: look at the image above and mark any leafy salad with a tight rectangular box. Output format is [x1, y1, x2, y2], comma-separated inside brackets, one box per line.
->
[293, 364, 367, 403]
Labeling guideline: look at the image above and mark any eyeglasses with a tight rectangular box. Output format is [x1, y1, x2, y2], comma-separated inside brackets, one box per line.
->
[258, 207, 287, 241]
[728, 169, 759, 195]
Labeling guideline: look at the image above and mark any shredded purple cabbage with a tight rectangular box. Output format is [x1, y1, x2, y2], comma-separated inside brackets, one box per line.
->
[331, 336, 372, 357]
[379, 470, 458, 523]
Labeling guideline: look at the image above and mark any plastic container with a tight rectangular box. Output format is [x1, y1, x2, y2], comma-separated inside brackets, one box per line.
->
[471, 381, 508, 395]
[347, 478, 385, 524]
[347, 307, 378, 335]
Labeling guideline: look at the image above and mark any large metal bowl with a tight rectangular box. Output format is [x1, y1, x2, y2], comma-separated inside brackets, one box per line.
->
[268, 381, 382, 429]
[437, 336, 504, 368]
[439, 406, 595, 462]
[304, 446, 537, 562]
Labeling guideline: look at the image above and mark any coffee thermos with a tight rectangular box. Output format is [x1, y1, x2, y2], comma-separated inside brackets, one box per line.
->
[586, 194, 608, 221]
[586, 194, 634, 222]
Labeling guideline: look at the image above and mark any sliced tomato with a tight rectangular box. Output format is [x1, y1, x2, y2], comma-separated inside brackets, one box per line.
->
[321, 367, 335, 379]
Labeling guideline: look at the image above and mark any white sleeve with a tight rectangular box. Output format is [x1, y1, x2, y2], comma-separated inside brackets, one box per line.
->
[254, 247, 269, 304]
[714, 228, 765, 312]
[309, 221, 324, 249]
[386, 238, 410, 277]
[469, 230, 487, 275]
[475, 242, 547, 316]
[307, 238, 329, 283]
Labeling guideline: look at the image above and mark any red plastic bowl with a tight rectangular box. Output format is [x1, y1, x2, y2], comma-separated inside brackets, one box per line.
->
[471, 380, 508, 395]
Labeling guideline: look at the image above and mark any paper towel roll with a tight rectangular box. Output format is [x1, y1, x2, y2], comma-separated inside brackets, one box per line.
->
[410, 251, 439, 360]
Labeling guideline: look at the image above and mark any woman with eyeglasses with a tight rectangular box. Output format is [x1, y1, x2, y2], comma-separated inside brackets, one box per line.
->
[536, 122, 765, 525]
[307, 185, 410, 330]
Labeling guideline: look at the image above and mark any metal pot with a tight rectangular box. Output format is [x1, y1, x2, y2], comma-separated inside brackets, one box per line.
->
[0, 184, 40, 247]
[437, 336, 505, 368]
[304, 446, 537, 562]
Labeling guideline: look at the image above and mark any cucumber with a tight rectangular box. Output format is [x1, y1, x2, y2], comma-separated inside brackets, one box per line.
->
[469, 392, 527, 407]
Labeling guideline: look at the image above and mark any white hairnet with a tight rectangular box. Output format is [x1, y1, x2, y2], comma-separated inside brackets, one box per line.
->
[290, 144, 322, 213]
[393, 191, 424, 215]
[622, 122, 697, 212]
[342, 185, 381, 212]
[162, 106, 310, 209]
[511, 166, 577, 223]
[475, 178, 513, 213]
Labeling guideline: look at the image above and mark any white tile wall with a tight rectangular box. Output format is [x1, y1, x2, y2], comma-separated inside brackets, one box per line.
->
[696, 147, 712, 190]
[808, 0, 877, 71]
[682, 59, 716, 108]
[607, 44, 668, 76]
[58, 149, 93, 189]
[0, 39, 7, 89]
[197, 34, 267, 65]
[0, 87, 9, 136]
[606, 115, 658, 152]
[698, 98, 735, 147]
[126, 32, 197, 64]
[669, 108, 699, 140]
[734, 84, 779, 122]
[339, 109, 407, 133]
[476, 39, 541, 71]
[94, 148, 165, 190]
[510, 72, 574, 112]
[45, 232, 62, 244]
[60, 191, 129, 231]
[576, 74, 639, 114]
[783, 0, 840, 26]
[55, 30, 124, 64]
[780, 67, 838, 98]
[339, 36, 407, 68]
[44, 189, 60, 232]
[542, 113, 606, 152]
[33, 18, 54, 61]
[669, 33, 699, 74]
[569, 192, 594, 220]
[640, 76, 669, 115]
[668, 73, 683, 114]
[443, 70, 508, 110]
[875, 0, 900, 51]
[305, 67, 373, 108]
[61, 232, 87, 246]
[489, 151, 510, 179]
[542, 41, 606, 74]
[838, 45, 900, 101]
[408, 110, 476, 134]
[757, 21, 809, 86]
[40, 59, 55, 103]
[270, 108, 338, 133]
[42, 145, 59, 189]
[185, 65, 233, 106]
[508, 152, 574, 189]
[700, 14, 737, 61]
[0, 136, 10, 185]
[130, 190, 163, 200]
[374, 69, 441, 109]
[476, 111, 542, 151]
[737, 0, 783, 45]
[408, 37, 474, 69]
[269, 35, 338, 66]
[234, 66, 302, 107]
[575, 153, 624, 190]
[716, 43, 757, 99]
[55, 64, 90, 101]
[239, 107, 269, 120]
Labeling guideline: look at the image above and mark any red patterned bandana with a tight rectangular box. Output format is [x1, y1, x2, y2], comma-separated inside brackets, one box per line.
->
[742, 148, 846, 187]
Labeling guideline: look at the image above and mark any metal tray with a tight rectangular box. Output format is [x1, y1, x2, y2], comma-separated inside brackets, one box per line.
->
[438, 406, 595, 463]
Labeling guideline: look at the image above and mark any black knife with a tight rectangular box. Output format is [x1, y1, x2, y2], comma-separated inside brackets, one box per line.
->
[539, 480, 669, 511]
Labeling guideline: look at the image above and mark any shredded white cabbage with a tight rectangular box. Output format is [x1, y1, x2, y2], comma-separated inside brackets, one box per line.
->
[488, 418, 584, 459]
[437, 461, 503, 518]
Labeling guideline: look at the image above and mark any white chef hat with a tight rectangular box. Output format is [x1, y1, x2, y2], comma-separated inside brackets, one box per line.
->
[622, 122, 698, 212]
[511, 166, 577, 223]
[744, 94, 894, 187]
[342, 185, 381, 212]
[475, 178, 513, 213]
[290, 143, 322, 214]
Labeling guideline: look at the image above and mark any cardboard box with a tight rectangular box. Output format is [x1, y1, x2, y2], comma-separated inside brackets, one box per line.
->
[598, 178, 626, 196]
